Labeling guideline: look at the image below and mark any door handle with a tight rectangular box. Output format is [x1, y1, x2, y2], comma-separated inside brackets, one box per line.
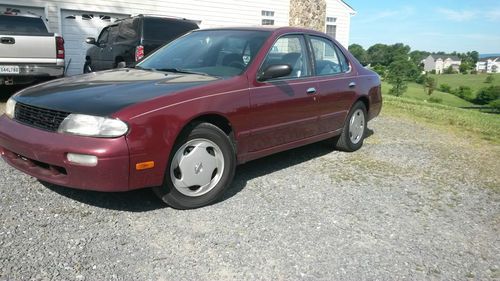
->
[349, 82, 356, 88]
[306, 87, 317, 95]
[1, 37, 15, 44]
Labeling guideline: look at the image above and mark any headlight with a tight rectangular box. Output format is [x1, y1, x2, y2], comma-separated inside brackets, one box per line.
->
[58, 114, 128, 138]
[5, 98, 16, 119]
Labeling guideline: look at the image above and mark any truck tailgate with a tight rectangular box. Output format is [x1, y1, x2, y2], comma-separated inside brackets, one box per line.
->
[0, 35, 57, 63]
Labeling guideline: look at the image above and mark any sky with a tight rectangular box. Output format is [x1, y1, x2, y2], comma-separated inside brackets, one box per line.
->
[346, 0, 500, 54]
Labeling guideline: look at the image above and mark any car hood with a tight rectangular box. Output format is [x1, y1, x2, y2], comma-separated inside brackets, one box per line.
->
[13, 68, 220, 116]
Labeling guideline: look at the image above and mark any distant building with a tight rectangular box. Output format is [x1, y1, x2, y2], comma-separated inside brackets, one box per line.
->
[422, 55, 461, 74]
[476, 57, 499, 73]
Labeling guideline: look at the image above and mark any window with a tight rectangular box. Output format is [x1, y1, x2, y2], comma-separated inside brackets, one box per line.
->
[326, 17, 337, 23]
[326, 25, 336, 39]
[0, 15, 48, 34]
[262, 19, 274, 26]
[143, 18, 199, 41]
[97, 27, 110, 45]
[261, 35, 310, 79]
[261, 10, 275, 17]
[310, 36, 349, 75]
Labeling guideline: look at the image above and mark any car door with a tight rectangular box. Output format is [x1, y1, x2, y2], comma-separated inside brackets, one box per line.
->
[248, 34, 320, 152]
[308, 35, 357, 134]
[93, 26, 110, 70]
[99, 24, 119, 69]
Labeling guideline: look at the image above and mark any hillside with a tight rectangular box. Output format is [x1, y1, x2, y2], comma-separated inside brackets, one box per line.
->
[381, 81, 474, 107]
[429, 73, 500, 94]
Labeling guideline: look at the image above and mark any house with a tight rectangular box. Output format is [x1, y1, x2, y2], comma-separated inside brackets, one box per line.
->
[422, 55, 461, 74]
[476, 57, 499, 73]
[0, 0, 355, 76]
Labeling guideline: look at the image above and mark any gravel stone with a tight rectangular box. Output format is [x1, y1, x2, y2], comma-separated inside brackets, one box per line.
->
[0, 99, 499, 280]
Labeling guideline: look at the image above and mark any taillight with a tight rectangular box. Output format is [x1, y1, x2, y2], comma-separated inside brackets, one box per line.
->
[135, 45, 144, 62]
[56, 36, 65, 59]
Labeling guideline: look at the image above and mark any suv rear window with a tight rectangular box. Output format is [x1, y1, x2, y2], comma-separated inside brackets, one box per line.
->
[142, 18, 198, 42]
[0, 15, 48, 35]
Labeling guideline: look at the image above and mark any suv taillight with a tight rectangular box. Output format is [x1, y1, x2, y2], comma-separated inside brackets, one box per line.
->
[135, 45, 144, 62]
[56, 36, 65, 59]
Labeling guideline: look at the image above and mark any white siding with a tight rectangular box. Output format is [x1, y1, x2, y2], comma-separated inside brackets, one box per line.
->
[6, 0, 289, 33]
[325, 0, 354, 48]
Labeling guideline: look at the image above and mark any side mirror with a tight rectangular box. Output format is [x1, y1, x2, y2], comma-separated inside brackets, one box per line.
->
[85, 37, 96, 45]
[258, 64, 292, 81]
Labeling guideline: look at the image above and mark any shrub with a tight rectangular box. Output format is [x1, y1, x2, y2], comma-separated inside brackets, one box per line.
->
[485, 75, 495, 84]
[475, 86, 500, 105]
[415, 74, 426, 84]
[428, 97, 442, 103]
[489, 99, 500, 112]
[430, 69, 436, 74]
[451, 86, 473, 101]
[439, 83, 452, 93]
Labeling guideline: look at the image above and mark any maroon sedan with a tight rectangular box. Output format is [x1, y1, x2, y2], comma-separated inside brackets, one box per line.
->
[0, 27, 381, 209]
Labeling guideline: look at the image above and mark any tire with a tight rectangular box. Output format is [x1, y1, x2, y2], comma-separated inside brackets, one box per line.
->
[83, 61, 92, 73]
[153, 123, 236, 209]
[334, 101, 367, 152]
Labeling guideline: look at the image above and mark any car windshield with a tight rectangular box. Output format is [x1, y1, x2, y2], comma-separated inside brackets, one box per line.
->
[137, 29, 271, 78]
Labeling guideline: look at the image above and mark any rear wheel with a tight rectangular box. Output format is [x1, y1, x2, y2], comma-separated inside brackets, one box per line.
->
[153, 123, 236, 209]
[334, 101, 367, 152]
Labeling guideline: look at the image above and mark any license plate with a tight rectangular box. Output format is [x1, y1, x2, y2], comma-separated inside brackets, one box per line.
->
[0, 65, 20, 74]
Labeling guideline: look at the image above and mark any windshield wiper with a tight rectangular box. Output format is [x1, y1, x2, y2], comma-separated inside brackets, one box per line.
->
[155, 68, 210, 76]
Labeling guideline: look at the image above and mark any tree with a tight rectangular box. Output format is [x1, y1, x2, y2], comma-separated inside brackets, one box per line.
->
[348, 44, 368, 65]
[367, 44, 389, 66]
[423, 76, 437, 95]
[386, 59, 419, 97]
[459, 62, 469, 74]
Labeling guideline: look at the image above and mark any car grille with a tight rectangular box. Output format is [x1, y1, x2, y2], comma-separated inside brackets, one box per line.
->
[14, 103, 70, 132]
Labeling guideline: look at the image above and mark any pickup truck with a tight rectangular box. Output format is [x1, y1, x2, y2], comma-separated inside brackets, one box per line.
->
[0, 12, 65, 86]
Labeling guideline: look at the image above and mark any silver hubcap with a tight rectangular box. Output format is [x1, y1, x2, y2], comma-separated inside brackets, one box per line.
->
[170, 139, 225, 197]
[349, 109, 365, 144]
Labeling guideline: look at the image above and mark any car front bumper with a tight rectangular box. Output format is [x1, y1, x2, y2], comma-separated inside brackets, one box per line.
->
[0, 115, 130, 192]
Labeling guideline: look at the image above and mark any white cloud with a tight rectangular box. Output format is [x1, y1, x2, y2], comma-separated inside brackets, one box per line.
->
[356, 6, 415, 24]
[486, 10, 500, 21]
[437, 8, 477, 22]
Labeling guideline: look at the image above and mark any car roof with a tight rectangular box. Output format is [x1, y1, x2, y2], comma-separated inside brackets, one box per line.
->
[194, 26, 326, 35]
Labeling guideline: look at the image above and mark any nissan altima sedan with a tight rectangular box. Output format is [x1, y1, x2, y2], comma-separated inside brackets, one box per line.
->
[0, 27, 382, 209]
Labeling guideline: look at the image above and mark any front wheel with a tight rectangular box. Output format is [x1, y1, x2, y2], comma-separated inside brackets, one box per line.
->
[334, 101, 367, 152]
[153, 123, 236, 209]
[83, 61, 92, 73]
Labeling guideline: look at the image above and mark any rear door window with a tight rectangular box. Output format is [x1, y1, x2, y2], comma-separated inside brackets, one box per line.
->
[309, 36, 350, 75]
[142, 18, 198, 41]
[0, 15, 48, 35]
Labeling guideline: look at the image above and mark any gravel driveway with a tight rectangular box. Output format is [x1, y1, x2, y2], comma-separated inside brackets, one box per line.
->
[0, 102, 499, 280]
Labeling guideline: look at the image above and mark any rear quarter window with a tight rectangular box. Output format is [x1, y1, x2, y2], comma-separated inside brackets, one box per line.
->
[116, 18, 139, 42]
[142, 18, 198, 42]
[0, 15, 48, 35]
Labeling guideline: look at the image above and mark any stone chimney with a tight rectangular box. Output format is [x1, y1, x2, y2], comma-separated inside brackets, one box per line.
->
[289, 0, 327, 32]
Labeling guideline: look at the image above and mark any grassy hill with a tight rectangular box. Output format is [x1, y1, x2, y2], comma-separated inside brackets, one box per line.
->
[381, 81, 474, 107]
[430, 73, 500, 93]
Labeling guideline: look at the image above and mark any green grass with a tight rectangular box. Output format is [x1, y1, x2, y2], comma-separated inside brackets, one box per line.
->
[382, 81, 474, 107]
[429, 73, 500, 93]
[382, 95, 500, 144]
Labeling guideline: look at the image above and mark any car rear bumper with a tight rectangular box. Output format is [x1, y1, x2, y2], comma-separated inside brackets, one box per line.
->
[0, 115, 130, 192]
